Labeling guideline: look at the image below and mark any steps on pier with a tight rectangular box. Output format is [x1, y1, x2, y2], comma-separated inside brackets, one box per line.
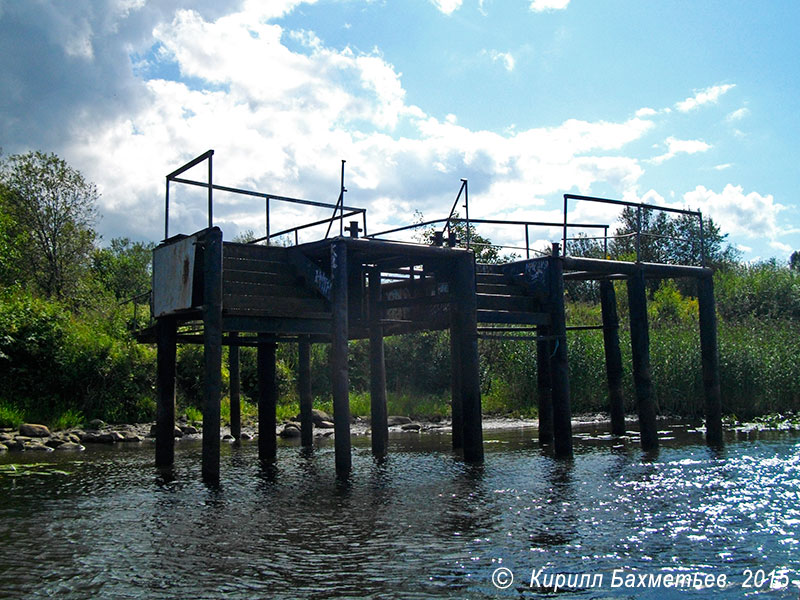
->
[475, 266, 549, 326]
[222, 243, 331, 319]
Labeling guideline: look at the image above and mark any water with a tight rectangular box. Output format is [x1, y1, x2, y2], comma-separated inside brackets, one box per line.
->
[1, 423, 799, 599]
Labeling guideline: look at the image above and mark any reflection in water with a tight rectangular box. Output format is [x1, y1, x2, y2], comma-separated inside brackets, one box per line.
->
[0, 425, 799, 599]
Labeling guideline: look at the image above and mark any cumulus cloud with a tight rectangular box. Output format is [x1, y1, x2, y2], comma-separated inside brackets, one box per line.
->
[430, 0, 462, 15]
[530, 0, 570, 12]
[675, 84, 735, 112]
[0, 0, 661, 246]
[683, 184, 783, 241]
[649, 136, 711, 164]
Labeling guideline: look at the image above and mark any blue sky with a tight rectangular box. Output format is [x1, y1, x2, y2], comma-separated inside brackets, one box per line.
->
[1, 0, 798, 261]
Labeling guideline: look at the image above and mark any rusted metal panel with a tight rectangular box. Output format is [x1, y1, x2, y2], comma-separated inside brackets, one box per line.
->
[152, 234, 199, 317]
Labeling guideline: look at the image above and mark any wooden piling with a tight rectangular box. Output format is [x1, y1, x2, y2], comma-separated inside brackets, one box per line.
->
[368, 268, 389, 458]
[331, 240, 352, 475]
[229, 332, 241, 441]
[298, 336, 314, 448]
[536, 325, 554, 446]
[449, 312, 464, 450]
[258, 337, 278, 463]
[600, 279, 626, 436]
[626, 270, 659, 451]
[155, 315, 177, 467]
[453, 254, 483, 463]
[698, 275, 723, 447]
[202, 227, 223, 483]
[548, 245, 573, 458]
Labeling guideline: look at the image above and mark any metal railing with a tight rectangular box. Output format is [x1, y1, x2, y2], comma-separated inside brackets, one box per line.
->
[563, 194, 706, 266]
[164, 150, 367, 245]
[369, 216, 609, 260]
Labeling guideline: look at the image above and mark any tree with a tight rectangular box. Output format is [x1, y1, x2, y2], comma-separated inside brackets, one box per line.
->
[90, 238, 155, 300]
[789, 251, 800, 271]
[610, 205, 739, 269]
[1, 152, 98, 299]
[414, 211, 516, 264]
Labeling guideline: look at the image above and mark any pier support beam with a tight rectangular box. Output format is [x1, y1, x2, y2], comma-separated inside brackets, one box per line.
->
[202, 227, 223, 483]
[698, 275, 723, 447]
[452, 254, 483, 463]
[258, 337, 278, 464]
[536, 325, 554, 446]
[229, 332, 241, 441]
[600, 280, 626, 436]
[298, 336, 314, 448]
[368, 269, 388, 458]
[449, 311, 464, 450]
[627, 270, 659, 451]
[331, 241, 352, 476]
[548, 245, 573, 458]
[155, 316, 177, 467]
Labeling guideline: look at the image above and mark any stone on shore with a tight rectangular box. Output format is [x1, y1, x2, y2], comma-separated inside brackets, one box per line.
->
[19, 423, 51, 438]
[317, 420, 335, 429]
[401, 422, 421, 431]
[387, 416, 412, 426]
[279, 424, 301, 438]
[55, 442, 85, 451]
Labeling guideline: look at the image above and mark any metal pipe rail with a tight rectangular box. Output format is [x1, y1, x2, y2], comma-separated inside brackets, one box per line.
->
[369, 216, 610, 259]
[563, 193, 706, 266]
[164, 150, 367, 245]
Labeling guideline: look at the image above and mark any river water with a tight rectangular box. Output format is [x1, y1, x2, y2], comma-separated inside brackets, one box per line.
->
[1, 422, 799, 599]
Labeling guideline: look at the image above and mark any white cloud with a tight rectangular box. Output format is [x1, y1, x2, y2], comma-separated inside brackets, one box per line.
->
[683, 184, 783, 241]
[484, 49, 515, 71]
[530, 0, 570, 12]
[430, 0, 462, 15]
[649, 136, 711, 164]
[726, 107, 749, 122]
[713, 163, 732, 171]
[675, 84, 735, 112]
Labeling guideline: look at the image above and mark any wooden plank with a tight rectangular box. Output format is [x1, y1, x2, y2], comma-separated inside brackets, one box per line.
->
[224, 281, 318, 299]
[223, 269, 297, 285]
[380, 294, 452, 309]
[156, 316, 177, 467]
[222, 315, 332, 336]
[477, 294, 537, 312]
[477, 310, 550, 325]
[287, 248, 333, 301]
[698, 275, 723, 447]
[627, 270, 659, 451]
[476, 282, 528, 296]
[536, 325, 553, 446]
[223, 242, 288, 261]
[223, 257, 296, 277]
[547, 251, 573, 459]
[600, 280, 625, 436]
[223, 294, 329, 314]
[202, 227, 223, 484]
[331, 241, 352, 476]
[476, 263, 503, 274]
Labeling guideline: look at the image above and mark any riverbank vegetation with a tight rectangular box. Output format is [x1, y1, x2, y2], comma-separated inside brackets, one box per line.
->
[1, 151, 798, 429]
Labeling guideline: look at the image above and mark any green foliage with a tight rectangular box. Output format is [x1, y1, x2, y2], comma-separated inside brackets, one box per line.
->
[90, 237, 154, 300]
[0, 151, 98, 299]
[0, 401, 24, 429]
[50, 408, 85, 431]
[0, 289, 155, 425]
[715, 260, 800, 321]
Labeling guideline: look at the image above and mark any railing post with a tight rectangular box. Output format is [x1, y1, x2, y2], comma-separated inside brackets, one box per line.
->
[164, 177, 170, 240]
[525, 224, 530, 260]
[208, 152, 213, 228]
[265, 197, 271, 246]
[698, 210, 706, 267]
[636, 205, 642, 263]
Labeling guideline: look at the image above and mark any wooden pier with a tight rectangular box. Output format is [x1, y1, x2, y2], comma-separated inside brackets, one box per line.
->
[139, 151, 723, 482]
